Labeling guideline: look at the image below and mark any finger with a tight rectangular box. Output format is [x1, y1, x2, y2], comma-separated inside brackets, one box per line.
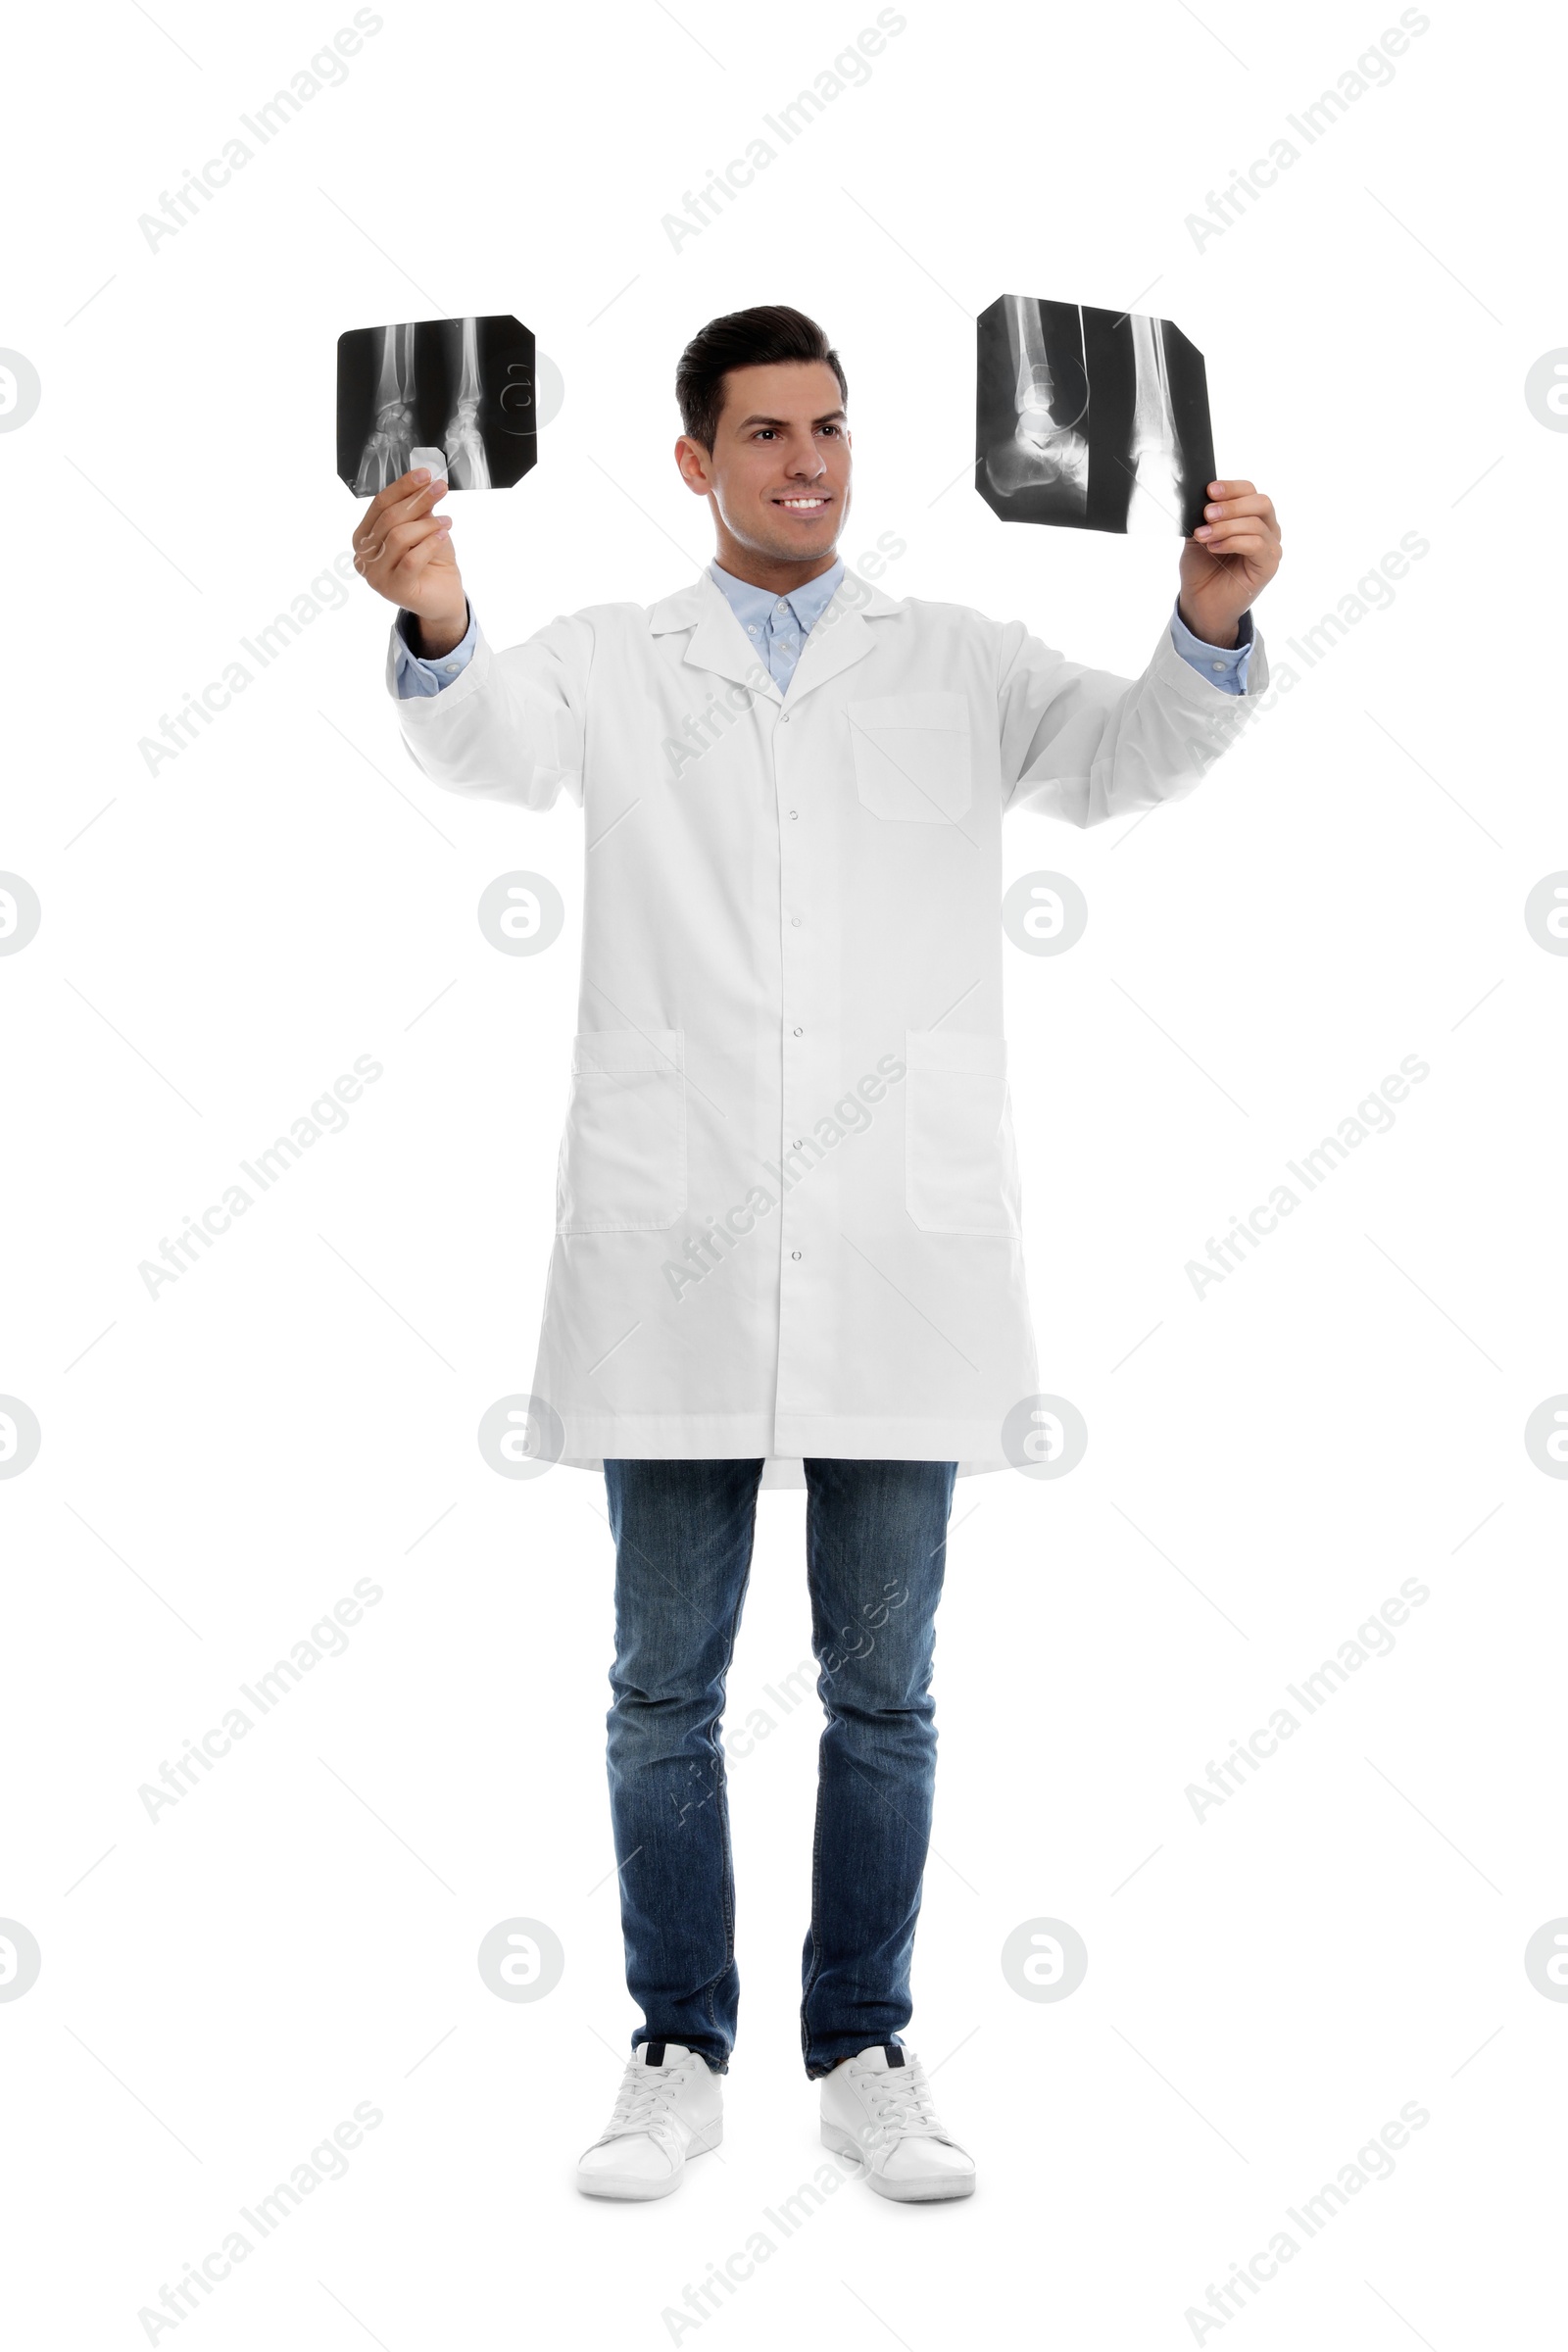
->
[390, 519, 455, 571]
[1205, 479, 1255, 498]
[369, 466, 444, 516]
[355, 471, 447, 546]
[1199, 508, 1277, 540]
[397, 531, 458, 579]
[1183, 554, 1263, 588]
[357, 469, 427, 534]
[1187, 526, 1259, 552]
[358, 520, 451, 588]
[354, 483, 447, 562]
[1193, 516, 1270, 546]
[1191, 531, 1273, 556]
[374, 514, 452, 567]
[378, 540, 456, 602]
[1200, 493, 1273, 523]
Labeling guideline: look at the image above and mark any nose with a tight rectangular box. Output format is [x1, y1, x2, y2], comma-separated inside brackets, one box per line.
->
[783, 440, 827, 481]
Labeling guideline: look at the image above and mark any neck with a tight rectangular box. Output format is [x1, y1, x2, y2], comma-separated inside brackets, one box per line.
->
[710, 530, 841, 597]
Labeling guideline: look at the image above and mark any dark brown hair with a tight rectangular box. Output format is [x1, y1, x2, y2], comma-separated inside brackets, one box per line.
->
[675, 305, 848, 451]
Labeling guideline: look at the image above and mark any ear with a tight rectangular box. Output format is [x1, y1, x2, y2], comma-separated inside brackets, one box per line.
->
[674, 435, 714, 497]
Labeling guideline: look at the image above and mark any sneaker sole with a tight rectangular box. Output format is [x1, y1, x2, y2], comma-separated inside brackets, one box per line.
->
[575, 2116, 722, 2201]
[820, 2120, 975, 2201]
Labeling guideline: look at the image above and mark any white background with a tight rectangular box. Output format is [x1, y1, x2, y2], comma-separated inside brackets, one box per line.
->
[4, 0, 1565, 2343]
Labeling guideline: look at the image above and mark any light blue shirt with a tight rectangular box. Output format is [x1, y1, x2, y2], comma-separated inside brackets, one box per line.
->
[394, 564, 1254, 698]
[704, 558, 847, 692]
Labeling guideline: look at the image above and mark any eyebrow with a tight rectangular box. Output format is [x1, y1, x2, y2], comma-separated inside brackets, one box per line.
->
[733, 409, 848, 429]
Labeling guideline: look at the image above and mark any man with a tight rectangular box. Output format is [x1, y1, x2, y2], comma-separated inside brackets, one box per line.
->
[352, 305, 1281, 2204]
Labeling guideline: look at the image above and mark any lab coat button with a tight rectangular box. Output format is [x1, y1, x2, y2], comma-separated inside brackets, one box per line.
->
[792, 1026, 803, 1037]
[791, 1250, 803, 1260]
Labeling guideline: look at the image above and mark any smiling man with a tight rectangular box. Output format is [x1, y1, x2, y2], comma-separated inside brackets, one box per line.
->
[352, 304, 1281, 2205]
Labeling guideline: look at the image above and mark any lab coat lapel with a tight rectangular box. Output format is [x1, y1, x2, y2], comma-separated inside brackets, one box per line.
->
[650, 571, 783, 707]
[776, 569, 901, 706]
[647, 567, 903, 707]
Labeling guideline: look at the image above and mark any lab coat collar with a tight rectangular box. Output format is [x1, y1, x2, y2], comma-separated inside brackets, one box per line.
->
[648, 565, 904, 707]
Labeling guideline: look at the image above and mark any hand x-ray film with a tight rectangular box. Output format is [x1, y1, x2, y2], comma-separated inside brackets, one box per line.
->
[336, 315, 537, 493]
[975, 296, 1215, 538]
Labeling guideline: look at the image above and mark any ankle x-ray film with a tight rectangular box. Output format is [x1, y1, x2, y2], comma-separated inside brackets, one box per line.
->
[975, 296, 1215, 538]
[336, 315, 537, 493]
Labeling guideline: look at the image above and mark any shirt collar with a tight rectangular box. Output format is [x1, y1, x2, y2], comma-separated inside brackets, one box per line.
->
[708, 557, 845, 640]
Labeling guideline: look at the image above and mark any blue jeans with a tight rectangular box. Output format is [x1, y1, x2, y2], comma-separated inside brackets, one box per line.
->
[603, 1456, 957, 2079]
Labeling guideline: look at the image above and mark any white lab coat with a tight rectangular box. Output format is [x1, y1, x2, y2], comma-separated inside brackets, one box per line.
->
[389, 566, 1266, 1483]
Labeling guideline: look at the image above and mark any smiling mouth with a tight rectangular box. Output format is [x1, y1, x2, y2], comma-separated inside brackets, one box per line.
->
[772, 494, 831, 513]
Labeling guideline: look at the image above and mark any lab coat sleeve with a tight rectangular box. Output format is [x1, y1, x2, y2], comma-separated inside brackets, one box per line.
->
[385, 610, 594, 810]
[997, 612, 1270, 827]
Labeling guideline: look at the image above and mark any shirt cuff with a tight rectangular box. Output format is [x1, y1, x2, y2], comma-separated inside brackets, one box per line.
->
[1169, 600, 1254, 696]
[393, 603, 476, 698]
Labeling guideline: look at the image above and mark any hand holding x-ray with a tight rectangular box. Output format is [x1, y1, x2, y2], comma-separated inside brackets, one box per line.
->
[352, 469, 467, 654]
[339, 313, 540, 656]
[1176, 478, 1282, 647]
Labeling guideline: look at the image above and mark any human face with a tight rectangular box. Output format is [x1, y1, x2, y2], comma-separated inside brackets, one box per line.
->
[675, 359, 852, 588]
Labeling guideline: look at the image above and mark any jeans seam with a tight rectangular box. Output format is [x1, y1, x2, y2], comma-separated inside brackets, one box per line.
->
[697, 1482, 760, 2050]
[800, 1730, 828, 2074]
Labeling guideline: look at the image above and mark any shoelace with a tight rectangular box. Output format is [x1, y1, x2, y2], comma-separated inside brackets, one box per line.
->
[599, 2056, 692, 2143]
[854, 2055, 950, 2143]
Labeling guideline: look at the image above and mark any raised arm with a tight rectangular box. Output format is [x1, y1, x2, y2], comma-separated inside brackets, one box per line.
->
[1002, 474, 1282, 826]
[352, 465, 589, 811]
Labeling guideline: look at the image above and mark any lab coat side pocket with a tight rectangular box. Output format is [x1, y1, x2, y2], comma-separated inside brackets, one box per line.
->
[904, 1029, 1021, 1236]
[557, 1028, 687, 1233]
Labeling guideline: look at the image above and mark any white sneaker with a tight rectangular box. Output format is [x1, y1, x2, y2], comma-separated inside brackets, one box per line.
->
[575, 2040, 723, 2201]
[820, 2043, 976, 2202]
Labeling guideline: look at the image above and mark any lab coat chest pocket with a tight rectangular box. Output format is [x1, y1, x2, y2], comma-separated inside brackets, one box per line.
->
[904, 1030, 1020, 1236]
[847, 692, 972, 823]
[557, 1028, 686, 1233]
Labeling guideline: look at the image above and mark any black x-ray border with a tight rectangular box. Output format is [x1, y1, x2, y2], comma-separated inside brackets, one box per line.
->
[335, 315, 538, 492]
[974, 295, 1215, 538]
